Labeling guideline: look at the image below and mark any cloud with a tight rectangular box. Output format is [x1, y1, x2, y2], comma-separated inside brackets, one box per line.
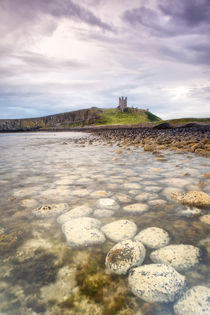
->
[0, 0, 112, 32]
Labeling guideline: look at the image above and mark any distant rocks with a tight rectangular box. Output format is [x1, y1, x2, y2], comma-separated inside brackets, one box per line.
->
[128, 264, 187, 303]
[123, 203, 148, 214]
[174, 286, 210, 315]
[171, 191, 210, 207]
[134, 227, 170, 249]
[61, 217, 105, 247]
[33, 203, 69, 217]
[101, 220, 137, 242]
[105, 240, 146, 275]
[150, 244, 201, 272]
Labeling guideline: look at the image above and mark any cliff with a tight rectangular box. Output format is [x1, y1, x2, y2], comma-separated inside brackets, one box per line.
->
[0, 107, 103, 131]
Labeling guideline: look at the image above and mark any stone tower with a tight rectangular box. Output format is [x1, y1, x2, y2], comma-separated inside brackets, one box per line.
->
[119, 96, 127, 112]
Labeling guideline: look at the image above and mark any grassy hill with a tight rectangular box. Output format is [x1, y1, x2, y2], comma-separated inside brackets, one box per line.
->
[89, 108, 161, 126]
[165, 117, 210, 125]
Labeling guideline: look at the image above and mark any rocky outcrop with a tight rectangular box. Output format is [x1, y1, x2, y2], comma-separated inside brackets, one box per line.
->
[0, 107, 103, 131]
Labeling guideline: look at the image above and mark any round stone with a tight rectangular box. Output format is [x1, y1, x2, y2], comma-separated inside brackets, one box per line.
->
[174, 286, 210, 315]
[123, 203, 148, 214]
[97, 198, 119, 210]
[57, 205, 93, 224]
[200, 214, 210, 225]
[150, 244, 201, 272]
[101, 220, 137, 242]
[134, 227, 170, 249]
[93, 209, 114, 218]
[105, 240, 146, 275]
[33, 203, 69, 218]
[135, 192, 158, 201]
[62, 217, 105, 247]
[128, 264, 187, 303]
[148, 199, 167, 206]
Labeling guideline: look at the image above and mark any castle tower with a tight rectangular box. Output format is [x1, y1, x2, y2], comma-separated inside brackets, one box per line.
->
[119, 96, 127, 112]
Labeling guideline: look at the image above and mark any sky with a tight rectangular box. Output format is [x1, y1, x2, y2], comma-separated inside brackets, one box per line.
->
[0, 0, 210, 120]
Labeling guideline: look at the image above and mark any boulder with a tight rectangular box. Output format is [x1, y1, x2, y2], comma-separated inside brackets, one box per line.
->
[135, 227, 170, 249]
[174, 286, 210, 315]
[57, 205, 93, 223]
[171, 191, 210, 207]
[150, 244, 201, 272]
[105, 240, 146, 275]
[128, 264, 187, 303]
[101, 220, 137, 242]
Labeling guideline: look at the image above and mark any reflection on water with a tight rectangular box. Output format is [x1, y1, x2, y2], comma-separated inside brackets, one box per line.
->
[0, 132, 209, 315]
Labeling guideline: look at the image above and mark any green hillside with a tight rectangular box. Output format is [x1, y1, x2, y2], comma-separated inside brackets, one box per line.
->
[165, 117, 210, 125]
[92, 108, 161, 126]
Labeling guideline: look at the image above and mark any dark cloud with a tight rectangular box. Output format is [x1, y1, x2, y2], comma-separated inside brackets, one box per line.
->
[123, 0, 210, 37]
[0, 0, 112, 32]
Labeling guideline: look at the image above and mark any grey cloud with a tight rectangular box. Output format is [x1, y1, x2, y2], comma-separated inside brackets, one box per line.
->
[123, 0, 210, 37]
[0, 0, 112, 32]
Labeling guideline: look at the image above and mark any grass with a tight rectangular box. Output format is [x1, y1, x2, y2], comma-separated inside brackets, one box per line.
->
[94, 108, 161, 126]
[165, 118, 210, 124]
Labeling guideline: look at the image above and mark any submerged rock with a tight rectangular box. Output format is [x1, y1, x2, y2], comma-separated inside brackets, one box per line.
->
[57, 205, 93, 223]
[62, 217, 105, 247]
[171, 191, 210, 207]
[33, 203, 69, 218]
[93, 209, 114, 218]
[135, 192, 158, 201]
[97, 198, 119, 210]
[150, 244, 201, 272]
[174, 286, 210, 315]
[134, 227, 170, 249]
[123, 203, 148, 214]
[105, 240, 146, 275]
[200, 214, 210, 225]
[101, 220, 137, 242]
[128, 264, 187, 303]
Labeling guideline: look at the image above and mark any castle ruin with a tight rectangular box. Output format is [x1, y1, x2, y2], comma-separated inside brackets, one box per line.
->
[119, 96, 127, 112]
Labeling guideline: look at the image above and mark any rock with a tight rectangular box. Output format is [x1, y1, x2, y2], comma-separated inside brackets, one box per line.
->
[101, 220, 137, 242]
[90, 190, 111, 198]
[148, 199, 167, 206]
[134, 227, 170, 249]
[144, 186, 162, 193]
[123, 183, 141, 189]
[174, 286, 210, 315]
[171, 191, 210, 207]
[32, 203, 69, 218]
[115, 193, 132, 203]
[62, 217, 105, 247]
[97, 198, 119, 210]
[72, 189, 90, 196]
[135, 192, 158, 201]
[153, 122, 173, 129]
[128, 264, 186, 303]
[105, 240, 146, 275]
[57, 205, 93, 224]
[177, 206, 201, 217]
[93, 209, 114, 218]
[200, 214, 210, 225]
[150, 244, 201, 272]
[20, 199, 38, 208]
[161, 178, 190, 187]
[123, 203, 148, 214]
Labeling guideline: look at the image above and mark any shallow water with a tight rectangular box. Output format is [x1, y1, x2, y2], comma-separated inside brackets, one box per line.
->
[0, 132, 209, 315]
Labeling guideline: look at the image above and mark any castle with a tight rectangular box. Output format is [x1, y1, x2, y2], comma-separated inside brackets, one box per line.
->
[118, 96, 127, 112]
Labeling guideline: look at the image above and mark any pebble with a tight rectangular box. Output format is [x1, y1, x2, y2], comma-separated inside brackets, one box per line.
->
[101, 220, 137, 242]
[150, 244, 201, 272]
[97, 198, 119, 210]
[32, 203, 69, 218]
[134, 227, 170, 249]
[57, 205, 93, 223]
[123, 203, 148, 214]
[128, 264, 187, 303]
[62, 217, 105, 247]
[105, 240, 146, 275]
[174, 286, 210, 315]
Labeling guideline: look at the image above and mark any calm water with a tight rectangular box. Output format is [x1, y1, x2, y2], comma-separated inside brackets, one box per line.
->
[0, 132, 209, 315]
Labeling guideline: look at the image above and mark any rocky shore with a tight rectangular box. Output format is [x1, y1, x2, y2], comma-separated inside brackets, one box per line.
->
[85, 123, 210, 157]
